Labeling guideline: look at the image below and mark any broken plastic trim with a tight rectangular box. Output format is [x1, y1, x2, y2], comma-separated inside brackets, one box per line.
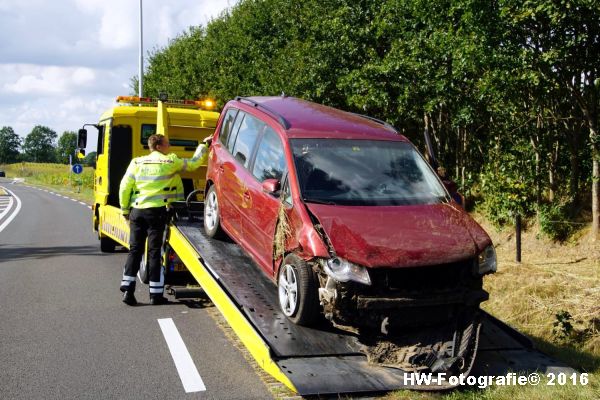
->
[324, 257, 371, 285]
[477, 245, 497, 275]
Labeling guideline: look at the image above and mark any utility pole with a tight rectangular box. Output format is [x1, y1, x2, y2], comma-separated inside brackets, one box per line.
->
[139, 0, 144, 97]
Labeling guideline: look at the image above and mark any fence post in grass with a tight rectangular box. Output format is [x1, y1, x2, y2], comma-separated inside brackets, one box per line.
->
[515, 213, 522, 263]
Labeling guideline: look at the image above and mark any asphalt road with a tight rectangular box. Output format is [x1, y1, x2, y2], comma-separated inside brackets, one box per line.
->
[0, 180, 273, 400]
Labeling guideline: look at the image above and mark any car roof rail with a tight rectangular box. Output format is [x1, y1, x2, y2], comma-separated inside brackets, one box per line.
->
[235, 96, 291, 130]
[351, 112, 398, 133]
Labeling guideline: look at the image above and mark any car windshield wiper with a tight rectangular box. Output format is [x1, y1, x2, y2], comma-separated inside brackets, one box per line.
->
[302, 197, 337, 205]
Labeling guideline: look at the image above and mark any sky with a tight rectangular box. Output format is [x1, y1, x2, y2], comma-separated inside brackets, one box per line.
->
[0, 0, 236, 152]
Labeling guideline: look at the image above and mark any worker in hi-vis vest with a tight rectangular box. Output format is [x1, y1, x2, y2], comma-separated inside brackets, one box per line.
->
[119, 134, 211, 305]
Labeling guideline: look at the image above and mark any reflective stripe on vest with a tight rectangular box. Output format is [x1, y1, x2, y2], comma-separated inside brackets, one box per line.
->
[134, 172, 178, 182]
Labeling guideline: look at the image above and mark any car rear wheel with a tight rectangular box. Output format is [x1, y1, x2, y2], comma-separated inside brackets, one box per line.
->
[204, 185, 225, 239]
[278, 253, 319, 326]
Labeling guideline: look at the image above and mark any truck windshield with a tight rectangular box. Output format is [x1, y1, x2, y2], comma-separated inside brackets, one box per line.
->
[291, 139, 449, 206]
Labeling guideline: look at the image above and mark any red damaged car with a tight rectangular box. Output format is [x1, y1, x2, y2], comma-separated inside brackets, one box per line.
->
[204, 96, 496, 340]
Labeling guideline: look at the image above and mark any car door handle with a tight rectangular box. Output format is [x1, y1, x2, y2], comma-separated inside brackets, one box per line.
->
[243, 191, 251, 200]
[218, 165, 224, 173]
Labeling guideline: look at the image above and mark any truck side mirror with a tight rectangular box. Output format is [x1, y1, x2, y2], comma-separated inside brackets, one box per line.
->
[78, 128, 88, 149]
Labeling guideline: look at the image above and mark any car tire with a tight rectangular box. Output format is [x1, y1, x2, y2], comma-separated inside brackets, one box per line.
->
[278, 253, 320, 326]
[100, 235, 116, 253]
[204, 185, 225, 239]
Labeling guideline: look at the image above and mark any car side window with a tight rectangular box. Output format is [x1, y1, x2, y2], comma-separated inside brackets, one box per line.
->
[252, 126, 286, 182]
[219, 108, 239, 147]
[226, 113, 245, 154]
[231, 114, 263, 168]
[281, 174, 292, 205]
[96, 124, 106, 155]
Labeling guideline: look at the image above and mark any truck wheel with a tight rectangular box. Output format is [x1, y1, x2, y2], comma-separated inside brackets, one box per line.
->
[138, 241, 167, 285]
[204, 185, 225, 239]
[278, 254, 319, 326]
[138, 251, 150, 284]
[100, 236, 116, 253]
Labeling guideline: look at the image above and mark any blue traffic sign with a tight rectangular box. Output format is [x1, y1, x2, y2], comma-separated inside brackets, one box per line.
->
[72, 164, 83, 174]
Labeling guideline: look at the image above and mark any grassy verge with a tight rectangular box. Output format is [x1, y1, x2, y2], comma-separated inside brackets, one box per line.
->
[0, 162, 94, 204]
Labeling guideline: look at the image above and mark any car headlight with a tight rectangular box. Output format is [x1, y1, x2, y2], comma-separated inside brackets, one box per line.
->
[478, 245, 497, 275]
[324, 257, 371, 285]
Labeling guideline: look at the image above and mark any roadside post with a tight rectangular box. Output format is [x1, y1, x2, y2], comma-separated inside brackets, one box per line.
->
[72, 163, 83, 193]
[515, 213, 522, 263]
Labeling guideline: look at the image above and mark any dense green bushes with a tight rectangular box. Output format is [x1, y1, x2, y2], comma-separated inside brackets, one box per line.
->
[139, 0, 600, 239]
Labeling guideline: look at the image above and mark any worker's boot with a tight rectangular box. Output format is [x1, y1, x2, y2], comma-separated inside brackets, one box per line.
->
[150, 295, 169, 305]
[122, 290, 137, 306]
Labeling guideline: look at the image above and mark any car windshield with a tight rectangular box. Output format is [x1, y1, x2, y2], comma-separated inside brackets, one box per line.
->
[291, 139, 449, 206]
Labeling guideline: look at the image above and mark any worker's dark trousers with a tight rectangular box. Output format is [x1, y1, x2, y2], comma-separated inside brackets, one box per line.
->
[120, 207, 167, 297]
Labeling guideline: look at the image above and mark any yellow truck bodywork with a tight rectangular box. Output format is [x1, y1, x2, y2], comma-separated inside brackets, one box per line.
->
[92, 100, 219, 246]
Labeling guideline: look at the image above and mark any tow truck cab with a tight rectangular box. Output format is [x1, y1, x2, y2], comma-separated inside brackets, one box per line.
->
[78, 96, 220, 251]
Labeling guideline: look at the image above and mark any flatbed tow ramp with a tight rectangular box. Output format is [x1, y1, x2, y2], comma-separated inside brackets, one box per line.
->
[167, 216, 574, 396]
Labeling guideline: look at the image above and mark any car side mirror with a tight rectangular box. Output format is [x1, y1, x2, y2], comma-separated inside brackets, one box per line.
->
[262, 179, 281, 195]
[442, 179, 464, 207]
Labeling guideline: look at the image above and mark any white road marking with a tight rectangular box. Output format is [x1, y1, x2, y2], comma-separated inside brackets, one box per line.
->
[0, 195, 14, 220]
[79, 202, 87, 206]
[0, 188, 22, 233]
[70, 198, 77, 202]
[158, 318, 206, 393]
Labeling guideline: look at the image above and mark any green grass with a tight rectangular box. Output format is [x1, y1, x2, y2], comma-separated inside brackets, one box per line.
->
[0, 162, 94, 203]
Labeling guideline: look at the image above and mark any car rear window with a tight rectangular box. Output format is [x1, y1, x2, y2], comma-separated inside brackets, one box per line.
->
[231, 113, 263, 168]
[218, 108, 239, 147]
[290, 139, 448, 206]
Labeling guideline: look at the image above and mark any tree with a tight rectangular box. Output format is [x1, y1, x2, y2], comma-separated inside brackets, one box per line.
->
[0, 126, 21, 163]
[56, 131, 77, 164]
[83, 151, 97, 166]
[138, 0, 597, 238]
[502, 0, 600, 239]
[22, 125, 57, 163]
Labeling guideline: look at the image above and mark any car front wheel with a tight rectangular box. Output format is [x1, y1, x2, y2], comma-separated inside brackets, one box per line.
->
[278, 253, 319, 326]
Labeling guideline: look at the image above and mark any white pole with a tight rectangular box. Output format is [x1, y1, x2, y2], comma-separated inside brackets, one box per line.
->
[139, 0, 144, 97]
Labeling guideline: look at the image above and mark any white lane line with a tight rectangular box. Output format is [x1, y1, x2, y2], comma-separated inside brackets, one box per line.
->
[158, 318, 206, 393]
[0, 188, 22, 233]
[79, 201, 87, 206]
[0, 195, 14, 220]
[70, 198, 77, 202]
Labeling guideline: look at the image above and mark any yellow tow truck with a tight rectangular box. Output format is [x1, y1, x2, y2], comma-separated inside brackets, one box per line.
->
[78, 95, 218, 253]
[78, 95, 572, 396]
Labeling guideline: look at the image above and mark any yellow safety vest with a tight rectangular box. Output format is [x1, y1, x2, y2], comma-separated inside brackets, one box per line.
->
[119, 144, 208, 212]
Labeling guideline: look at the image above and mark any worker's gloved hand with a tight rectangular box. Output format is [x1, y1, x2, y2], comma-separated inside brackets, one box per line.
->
[203, 135, 213, 147]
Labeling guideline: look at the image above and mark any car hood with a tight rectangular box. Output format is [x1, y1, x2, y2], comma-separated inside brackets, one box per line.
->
[305, 203, 491, 268]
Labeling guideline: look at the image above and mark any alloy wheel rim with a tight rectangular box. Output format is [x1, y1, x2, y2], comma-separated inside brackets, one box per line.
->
[278, 264, 298, 316]
[205, 191, 218, 230]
